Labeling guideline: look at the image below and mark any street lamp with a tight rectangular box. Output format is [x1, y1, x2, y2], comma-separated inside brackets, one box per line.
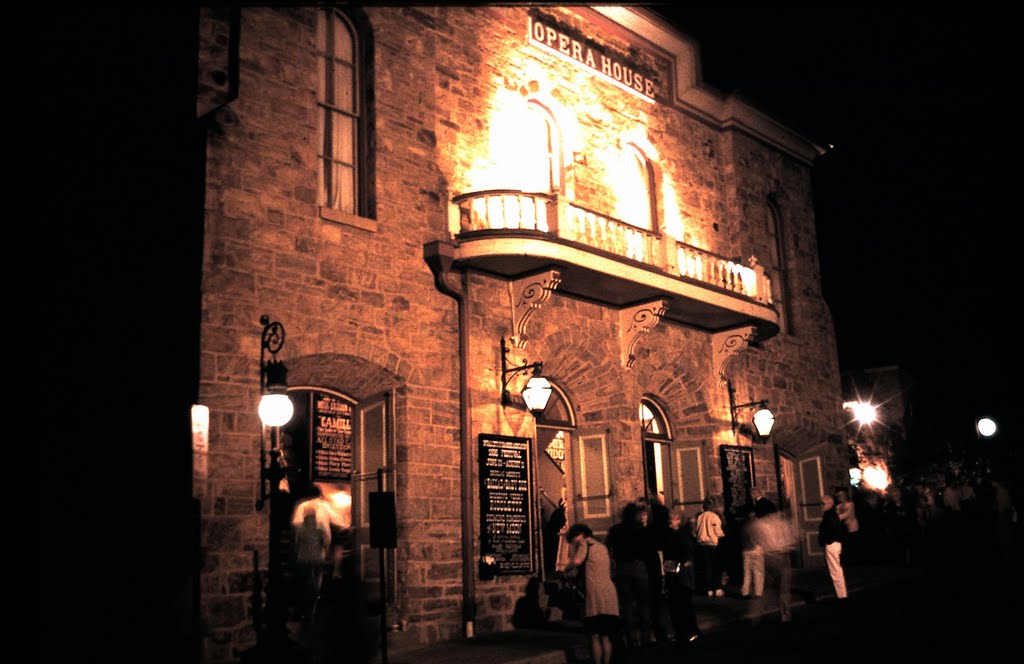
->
[251, 315, 295, 660]
[728, 380, 775, 442]
[843, 400, 877, 425]
[500, 337, 552, 415]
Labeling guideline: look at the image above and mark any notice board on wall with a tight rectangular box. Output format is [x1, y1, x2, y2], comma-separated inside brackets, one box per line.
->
[478, 434, 534, 577]
[719, 445, 755, 522]
[311, 392, 353, 482]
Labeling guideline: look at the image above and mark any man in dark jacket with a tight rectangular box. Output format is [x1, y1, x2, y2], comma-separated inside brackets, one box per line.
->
[818, 495, 848, 599]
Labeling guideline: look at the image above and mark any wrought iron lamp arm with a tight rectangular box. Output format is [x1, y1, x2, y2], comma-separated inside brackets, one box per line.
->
[727, 380, 769, 434]
[256, 315, 287, 511]
[500, 337, 543, 405]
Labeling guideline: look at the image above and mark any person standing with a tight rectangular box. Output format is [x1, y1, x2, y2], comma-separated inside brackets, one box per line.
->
[819, 494, 847, 599]
[605, 502, 656, 647]
[565, 523, 619, 664]
[694, 498, 726, 597]
[663, 507, 700, 645]
[752, 487, 778, 518]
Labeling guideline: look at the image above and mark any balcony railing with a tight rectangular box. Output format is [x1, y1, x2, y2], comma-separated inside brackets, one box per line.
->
[452, 189, 773, 305]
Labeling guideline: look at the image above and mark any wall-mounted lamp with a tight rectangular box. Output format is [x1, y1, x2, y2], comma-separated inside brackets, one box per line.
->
[250, 315, 295, 658]
[257, 315, 293, 511]
[500, 337, 552, 415]
[728, 380, 775, 442]
[259, 316, 293, 428]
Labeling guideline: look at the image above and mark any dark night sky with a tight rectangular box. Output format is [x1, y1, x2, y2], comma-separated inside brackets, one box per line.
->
[648, 2, 1018, 451]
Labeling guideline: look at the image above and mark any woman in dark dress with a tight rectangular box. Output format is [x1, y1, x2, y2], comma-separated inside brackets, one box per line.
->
[663, 506, 700, 645]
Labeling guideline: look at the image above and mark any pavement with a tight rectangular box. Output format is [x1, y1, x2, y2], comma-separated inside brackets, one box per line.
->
[376, 562, 922, 664]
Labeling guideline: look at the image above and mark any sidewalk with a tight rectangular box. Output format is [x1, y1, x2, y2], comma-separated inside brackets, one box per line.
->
[378, 562, 921, 664]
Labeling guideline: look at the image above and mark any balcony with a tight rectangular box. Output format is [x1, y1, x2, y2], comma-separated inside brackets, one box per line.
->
[445, 190, 779, 338]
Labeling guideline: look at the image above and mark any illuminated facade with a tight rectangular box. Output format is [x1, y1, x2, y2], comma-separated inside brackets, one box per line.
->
[195, 6, 848, 661]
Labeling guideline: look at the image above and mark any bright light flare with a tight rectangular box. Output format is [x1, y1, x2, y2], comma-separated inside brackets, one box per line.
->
[861, 464, 891, 492]
[843, 400, 877, 425]
[976, 417, 997, 437]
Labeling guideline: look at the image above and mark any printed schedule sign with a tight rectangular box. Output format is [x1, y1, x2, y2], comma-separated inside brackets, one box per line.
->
[312, 393, 353, 481]
[719, 445, 755, 522]
[479, 434, 534, 576]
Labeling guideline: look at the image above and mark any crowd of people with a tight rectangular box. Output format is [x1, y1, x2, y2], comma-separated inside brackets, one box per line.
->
[530, 490, 802, 662]
[841, 465, 1019, 573]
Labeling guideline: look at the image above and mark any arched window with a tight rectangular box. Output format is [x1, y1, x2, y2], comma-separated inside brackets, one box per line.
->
[519, 101, 561, 194]
[640, 397, 672, 503]
[620, 143, 656, 230]
[317, 9, 375, 220]
[767, 198, 794, 334]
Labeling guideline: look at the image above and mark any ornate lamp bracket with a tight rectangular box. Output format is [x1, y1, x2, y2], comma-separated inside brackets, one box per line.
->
[508, 269, 561, 349]
[712, 325, 759, 386]
[620, 299, 668, 369]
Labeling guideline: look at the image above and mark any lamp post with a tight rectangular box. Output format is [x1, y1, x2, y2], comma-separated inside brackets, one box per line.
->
[500, 337, 552, 415]
[252, 315, 294, 660]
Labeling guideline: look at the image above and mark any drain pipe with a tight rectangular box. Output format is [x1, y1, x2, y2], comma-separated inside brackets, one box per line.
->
[424, 241, 475, 638]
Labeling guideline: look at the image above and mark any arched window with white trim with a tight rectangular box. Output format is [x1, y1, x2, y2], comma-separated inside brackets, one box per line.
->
[619, 143, 656, 231]
[519, 100, 561, 194]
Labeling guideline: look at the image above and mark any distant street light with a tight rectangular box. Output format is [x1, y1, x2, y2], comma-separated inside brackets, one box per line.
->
[976, 417, 997, 438]
[843, 400, 877, 425]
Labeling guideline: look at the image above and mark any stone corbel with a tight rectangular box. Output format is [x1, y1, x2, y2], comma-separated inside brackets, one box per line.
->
[712, 325, 759, 386]
[508, 270, 561, 349]
[620, 300, 668, 369]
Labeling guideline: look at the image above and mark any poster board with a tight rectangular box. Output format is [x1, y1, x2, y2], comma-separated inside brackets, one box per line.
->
[719, 445, 755, 522]
[478, 434, 534, 577]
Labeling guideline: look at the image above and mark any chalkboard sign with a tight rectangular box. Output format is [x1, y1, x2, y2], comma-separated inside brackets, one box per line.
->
[478, 434, 534, 577]
[312, 392, 353, 481]
[719, 445, 755, 522]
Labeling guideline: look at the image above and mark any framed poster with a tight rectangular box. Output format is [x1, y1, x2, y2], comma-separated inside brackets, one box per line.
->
[478, 434, 534, 577]
[311, 391, 353, 482]
[719, 445, 755, 522]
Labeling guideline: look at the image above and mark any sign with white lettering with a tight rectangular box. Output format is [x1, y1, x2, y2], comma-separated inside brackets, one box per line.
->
[479, 434, 535, 576]
[528, 11, 659, 103]
[312, 393, 353, 481]
[720, 445, 755, 522]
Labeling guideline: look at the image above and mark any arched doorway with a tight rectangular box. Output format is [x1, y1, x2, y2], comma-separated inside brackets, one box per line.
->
[535, 382, 575, 578]
[640, 397, 673, 507]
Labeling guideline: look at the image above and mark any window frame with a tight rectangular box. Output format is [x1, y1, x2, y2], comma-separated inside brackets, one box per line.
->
[317, 8, 376, 227]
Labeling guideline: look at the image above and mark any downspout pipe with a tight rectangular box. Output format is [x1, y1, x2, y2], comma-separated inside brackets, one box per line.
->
[424, 241, 475, 638]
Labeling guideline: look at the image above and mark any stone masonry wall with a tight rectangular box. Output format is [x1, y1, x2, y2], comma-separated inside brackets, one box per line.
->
[196, 6, 844, 661]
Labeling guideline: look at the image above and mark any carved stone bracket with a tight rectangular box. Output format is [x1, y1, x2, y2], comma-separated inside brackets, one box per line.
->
[712, 325, 759, 386]
[508, 270, 562, 349]
[620, 300, 668, 369]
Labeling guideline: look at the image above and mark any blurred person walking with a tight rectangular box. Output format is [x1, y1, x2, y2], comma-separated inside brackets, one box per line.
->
[739, 509, 763, 599]
[748, 510, 797, 622]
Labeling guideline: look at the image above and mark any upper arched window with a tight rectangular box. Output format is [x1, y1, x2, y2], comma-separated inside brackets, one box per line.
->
[317, 9, 375, 220]
[620, 143, 656, 230]
[518, 101, 561, 194]
[767, 198, 794, 334]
